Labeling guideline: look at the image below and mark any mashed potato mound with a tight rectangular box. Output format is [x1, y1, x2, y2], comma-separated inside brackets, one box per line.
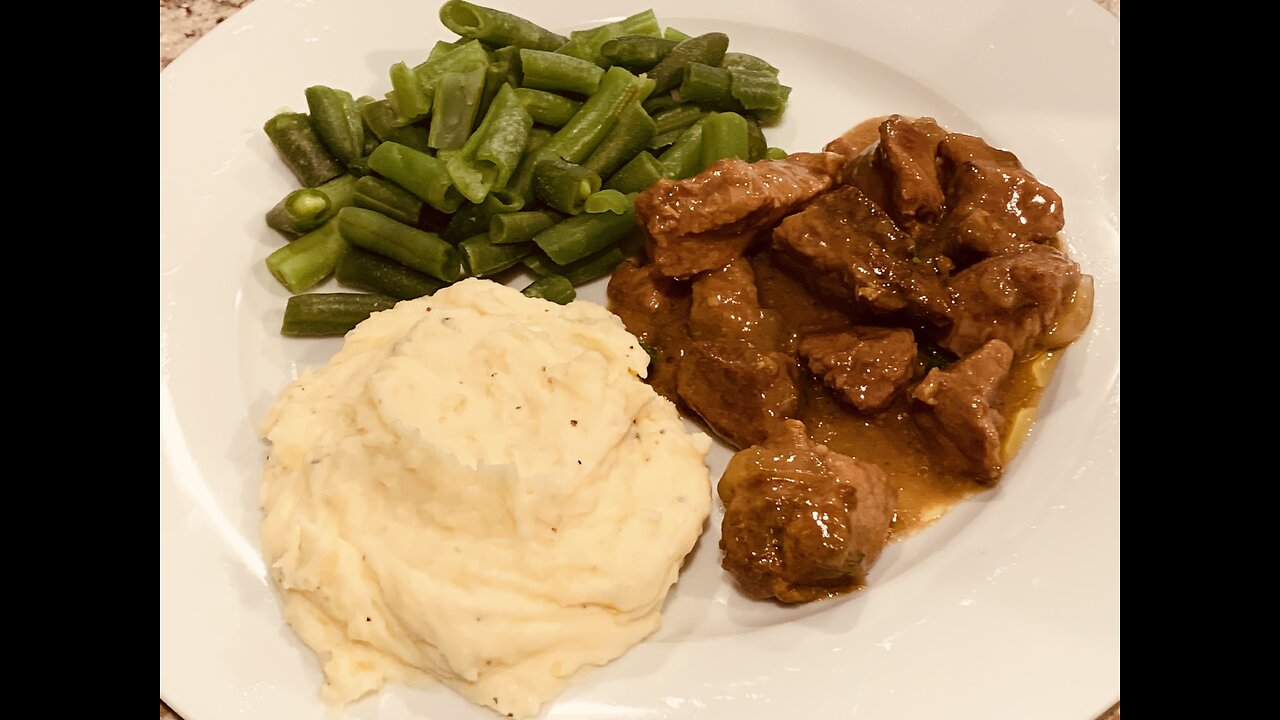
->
[258, 278, 711, 718]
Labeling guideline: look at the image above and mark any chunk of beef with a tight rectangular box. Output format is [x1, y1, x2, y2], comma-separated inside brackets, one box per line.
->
[688, 258, 780, 348]
[942, 244, 1082, 357]
[676, 339, 798, 449]
[606, 258, 691, 399]
[933, 133, 1065, 256]
[799, 327, 917, 413]
[635, 152, 843, 279]
[719, 419, 897, 603]
[876, 115, 948, 232]
[771, 185, 951, 319]
[911, 339, 1013, 481]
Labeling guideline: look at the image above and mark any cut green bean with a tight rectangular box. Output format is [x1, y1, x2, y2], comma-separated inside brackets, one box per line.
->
[388, 61, 434, 123]
[521, 275, 575, 304]
[491, 125, 554, 209]
[765, 146, 789, 160]
[266, 174, 357, 237]
[533, 197, 635, 265]
[459, 232, 531, 277]
[604, 150, 664, 193]
[729, 67, 785, 111]
[652, 104, 707, 135]
[429, 64, 488, 150]
[746, 116, 767, 162]
[335, 247, 446, 300]
[556, 10, 662, 67]
[601, 35, 677, 72]
[700, 111, 749, 169]
[646, 32, 729, 95]
[648, 127, 684, 150]
[721, 51, 779, 75]
[442, 83, 533, 203]
[478, 54, 512, 121]
[438, 0, 568, 51]
[513, 88, 582, 127]
[584, 189, 631, 214]
[657, 116, 707, 179]
[443, 193, 522, 243]
[281, 293, 399, 337]
[263, 112, 345, 187]
[359, 98, 432, 152]
[642, 92, 681, 115]
[678, 63, 741, 111]
[337, 207, 462, 282]
[266, 219, 348, 294]
[523, 243, 631, 285]
[663, 26, 691, 42]
[366, 142, 462, 213]
[533, 156, 601, 215]
[755, 85, 791, 126]
[518, 49, 604, 96]
[490, 210, 562, 244]
[305, 86, 364, 165]
[580, 98, 656, 178]
[353, 176, 424, 227]
[542, 66, 652, 164]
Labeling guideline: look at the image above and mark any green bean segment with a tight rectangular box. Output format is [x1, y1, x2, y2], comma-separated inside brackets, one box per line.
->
[521, 274, 576, 304]
[266, 219, 349, 294]
[543, 66, 652, 165]
[459, 232, 531, 277]
[556, 10, 661, 67]
[533, 156, 602, 215]
[337, 207, 462, 282]
[533, 196, 636, 265]
[266, 174, 357, 237]
[605, 150, 664, 193]
[443, 84, 534, 203]
[581, 98, 656, 179]
[646, 32, 729, 95]
[513, 88, 582, 128]
[601, 35, 677, 72]
[584, 189, 632, 215]
[263, 112, 345, 187]
[353, 176, 424, 227]
[281, 293, 399, 337]
[359, 98, 431, 152]
[367, 142, 463, 213]
[305, 86, 365, 165]
[336, 247, 446, 300]
[438, 0, 568, 51]
[490, 210, 562, 244]
[700, 111, 750, 168]
[657, 116, 707, 179]
[519, 49, 604, 96]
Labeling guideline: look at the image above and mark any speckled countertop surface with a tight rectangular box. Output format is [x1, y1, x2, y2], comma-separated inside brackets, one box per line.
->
[158, 1, 1120, 718]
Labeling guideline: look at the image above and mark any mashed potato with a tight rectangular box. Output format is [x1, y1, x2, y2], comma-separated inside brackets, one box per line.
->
[258, 278, 711, 718]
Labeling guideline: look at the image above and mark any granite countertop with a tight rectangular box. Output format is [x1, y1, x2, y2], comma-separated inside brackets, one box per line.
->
[158, 1, 1119, 718]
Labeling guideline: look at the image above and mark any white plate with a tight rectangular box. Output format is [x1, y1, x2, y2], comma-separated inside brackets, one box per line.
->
[160, 0, 1120, 717]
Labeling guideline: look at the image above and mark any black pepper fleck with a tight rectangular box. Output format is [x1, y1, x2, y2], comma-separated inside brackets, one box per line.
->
[366, 617, 371, 622]
[577, 460, 582, 465]
[570, 419, 578, 426]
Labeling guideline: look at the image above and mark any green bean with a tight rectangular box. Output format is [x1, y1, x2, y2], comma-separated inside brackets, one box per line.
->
[335, 247, 446, 300]
[646, 32, 729, 95]
[388, 61, 434, 123]
[266, 174, 357, 237]
[721, 51, 779, 75]
[746, 116, 767, 162]
[521, 275, 575, 304]
[542, 66, 652, 164]
[337, 207, 462, 282]
[359, 98, 431, 152]
[491, 125, 554, 209]
[478, 54, 512, 121]
[647, 127, 683, 150]
[513, 88, 582, 127]
[265, 219, 348, 293]
[729, 67, 786, 111]
[700, 111, 749, 168]
[765, 146, 789, 160]
[657, 116, 707, 179]
[584, 189, 631, 214]
[304, 86, 364, 165]
[263, 112, 345, 187]
[438, 0, 568, 52]
[533, 156, 601, 215]
[459, 232, 532, 277]
[353, 176, 424, 227]
[601, 35, 677, 72]
[442, 83, 533, 203]
[580, 98, 656, 179]
[415, 39, 465, 74]
[490, 210, 562, 244]
[366, 142, 462, 213]
[429, 65, 488, 150]
[604, 150, 664, 193]
[663, 27, 691, 42]
[397, 40, 490, 126]
[518, 49, 604, 96]
[556, 10, 661, 67]
[652, 104, 707, 135]
[642, 92, 681, 115]
[281, 293, 399, 337]
[533, 197, 635, 265]
[523, 243, 631, 285]
[443, 193, 522, 243]
[678, 63, 742, 111]
[755, 85, 791, 126]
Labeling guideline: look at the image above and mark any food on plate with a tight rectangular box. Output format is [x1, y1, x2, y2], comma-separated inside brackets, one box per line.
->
[258, 279, 712, 717]
[609, 114, 1094, 602]
[257, 1, 794, 337]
